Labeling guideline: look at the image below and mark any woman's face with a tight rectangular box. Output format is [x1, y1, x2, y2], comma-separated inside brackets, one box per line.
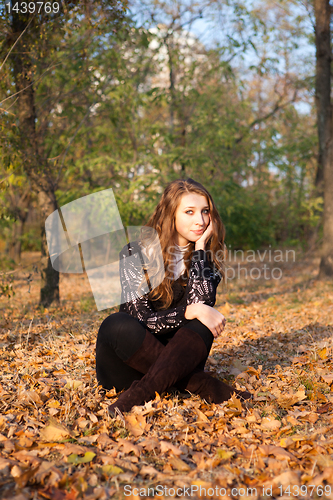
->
[174, 193, 210, 246]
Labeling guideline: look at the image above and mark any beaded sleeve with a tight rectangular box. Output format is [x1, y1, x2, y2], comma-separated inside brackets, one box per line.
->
[118, 242, 222, 334]
[187, 249, 222, 307]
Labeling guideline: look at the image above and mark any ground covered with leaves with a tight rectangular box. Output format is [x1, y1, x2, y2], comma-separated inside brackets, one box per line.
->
[1, 250, 333, 499]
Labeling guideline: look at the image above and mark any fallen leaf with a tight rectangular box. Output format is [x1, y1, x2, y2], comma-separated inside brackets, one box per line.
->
[229, 359, 248, 376]
[261, 417, 281, 431]
[46, 400, 60, 409]
[160, 441, 182, 456]
[12, 465, 40, 489]
[34, 461, 62, 487]
[64, 380, 83, 390]
[276, 388, 307, 408]
[139, 465, 159, 477]
[317, 403, 331, 413]
[18, 390, 43, 406]
[124, 414, 147, 437]
[316, 454, 333, 468]
[40, 421, 71, 442]
[216, 449, 234, 460]
[195, 408, 209, 423]
[270, 470, 300, 487]
[140, 438, 160, 452]
[101, 464, 123, 476]
[318, 347, 327, 360]
[117, 438, 142, 456]
[169, 456, 191, 472]
[67, 451, 96, 465]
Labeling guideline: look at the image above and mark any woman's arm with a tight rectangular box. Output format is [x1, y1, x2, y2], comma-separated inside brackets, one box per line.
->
[119, 242, 189, 334]
[186, 214, 222, 307]
[186, 249, 222, 307]
[119, 242, 222, 334]
[185, 302, 226, 338]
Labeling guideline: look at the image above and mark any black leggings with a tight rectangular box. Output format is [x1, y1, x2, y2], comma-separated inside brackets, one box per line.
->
[95, 312, 214, 391]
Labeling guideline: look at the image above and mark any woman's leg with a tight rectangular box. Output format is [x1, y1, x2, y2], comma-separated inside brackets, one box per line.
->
[109, 318, 213, 379]
[181, 318, 214, 370]
[98, 314, 250, 406]
[174, 319, 251, 402]
[108, 324, 209, 414]
[96, 312, 148, 391]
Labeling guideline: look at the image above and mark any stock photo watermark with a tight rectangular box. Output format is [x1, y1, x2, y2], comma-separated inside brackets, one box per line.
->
[45, 188, 165, 311]
[224, 246, 296, 282]
[123, 483, 332, 497]
[165, 244, 295, 282]
[45, 189, 295, 311]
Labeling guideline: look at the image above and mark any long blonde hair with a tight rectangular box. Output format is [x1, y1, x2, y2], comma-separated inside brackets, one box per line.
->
[139, 178, 226, 309]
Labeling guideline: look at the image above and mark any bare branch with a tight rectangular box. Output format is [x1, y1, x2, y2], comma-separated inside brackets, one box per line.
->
[236, 89, 298, 144]
[0, 63, 62, 108]
[0, 15, 35, 73]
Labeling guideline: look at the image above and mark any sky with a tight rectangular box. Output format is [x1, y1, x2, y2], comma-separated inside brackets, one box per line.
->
[130, 0, 315, 115]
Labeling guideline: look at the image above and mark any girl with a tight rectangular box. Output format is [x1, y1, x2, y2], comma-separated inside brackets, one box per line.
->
[96, 178, 251, 415]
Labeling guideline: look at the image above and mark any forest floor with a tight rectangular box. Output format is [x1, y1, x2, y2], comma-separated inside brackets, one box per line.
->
[1, 249, 333, 499]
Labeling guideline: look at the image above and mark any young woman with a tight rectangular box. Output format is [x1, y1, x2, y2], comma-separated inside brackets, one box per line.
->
[96, 178, 251, 415]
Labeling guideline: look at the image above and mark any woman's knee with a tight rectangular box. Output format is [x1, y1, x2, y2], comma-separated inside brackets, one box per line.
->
[185, 318, 214, 352]
[98, 312, 140, 342]
[97, 312, 147, 358]
[186, 318, 212, 336]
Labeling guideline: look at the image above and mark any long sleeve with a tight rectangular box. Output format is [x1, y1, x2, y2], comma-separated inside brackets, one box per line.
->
[118, 242, 222, 334]
[186, 249, 222, 307]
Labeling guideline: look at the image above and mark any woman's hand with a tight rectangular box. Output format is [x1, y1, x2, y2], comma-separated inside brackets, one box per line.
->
[185, 303, 226, 338]
[195, 215, 214, 251]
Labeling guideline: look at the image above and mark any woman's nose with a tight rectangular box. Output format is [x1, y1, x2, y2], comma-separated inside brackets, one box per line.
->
[195, 213, 205, 226]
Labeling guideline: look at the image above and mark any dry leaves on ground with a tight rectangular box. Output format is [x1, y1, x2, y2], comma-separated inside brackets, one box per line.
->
[0, 252, 333, 499]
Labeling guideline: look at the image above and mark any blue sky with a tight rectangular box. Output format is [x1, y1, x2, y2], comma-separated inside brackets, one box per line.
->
[130, 0, 315, 115]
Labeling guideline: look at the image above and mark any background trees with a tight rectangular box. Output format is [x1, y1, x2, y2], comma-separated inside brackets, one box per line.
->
[0, 0, 128, 304]
[0, 0, 332, 305]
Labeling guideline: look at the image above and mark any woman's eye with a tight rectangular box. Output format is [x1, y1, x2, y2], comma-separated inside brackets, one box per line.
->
[185, 209, 209, 214]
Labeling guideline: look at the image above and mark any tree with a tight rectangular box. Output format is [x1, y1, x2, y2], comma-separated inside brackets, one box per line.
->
[314, 0, 333, 278]
[0, 0, 128, 305]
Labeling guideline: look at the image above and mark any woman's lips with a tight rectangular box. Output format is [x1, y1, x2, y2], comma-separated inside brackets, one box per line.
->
[192, 229, 204, 235]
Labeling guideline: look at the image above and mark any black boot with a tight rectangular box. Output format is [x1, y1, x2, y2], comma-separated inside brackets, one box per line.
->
[124, 329, 164, 373]
[176, 370, 252, 403]
[108, 326, 208, 415]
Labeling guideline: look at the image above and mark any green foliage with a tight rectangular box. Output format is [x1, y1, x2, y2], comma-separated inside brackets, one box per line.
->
[0, 0, 320, 254]
[219, 187, 276, 249]
[0, 272, 15, 298]
[0, 256, 15, 271]
[80, 297, 96, 313]
[20, 228, 41, 252]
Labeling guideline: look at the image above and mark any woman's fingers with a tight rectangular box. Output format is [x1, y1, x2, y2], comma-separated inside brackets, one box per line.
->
[213, 317, 226, 338]
[212, 327, 222, 338]
[203, 310, 227, 338]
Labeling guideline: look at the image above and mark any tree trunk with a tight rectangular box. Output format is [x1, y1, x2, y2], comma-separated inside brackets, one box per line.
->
[11, 4, 60, 303]
[8, 219, 24, 262]
[7, 223, 18, 261]
[314, 0, 333, 278]
[319, 146, 333, 278]
[39, 191, 60, 306]
[7, 187, 31, 262]
[314, 0, 330, 192]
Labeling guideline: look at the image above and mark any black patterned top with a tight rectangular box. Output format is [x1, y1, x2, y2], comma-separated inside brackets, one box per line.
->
[118, 240, 222, 335]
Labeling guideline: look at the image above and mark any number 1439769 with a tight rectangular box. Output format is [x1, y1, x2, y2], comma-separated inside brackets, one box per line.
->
[6, 2, 60, 14]
[279, 485, 331, 497]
